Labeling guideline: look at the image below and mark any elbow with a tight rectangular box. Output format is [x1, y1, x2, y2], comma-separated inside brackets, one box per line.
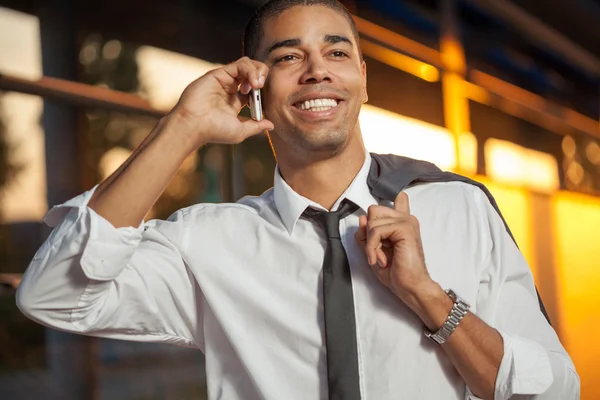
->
[558, 365, 580, 399]
[15, 275, 49, 324]
[543, 353, 580, 399]
[15, 280, 38, 321]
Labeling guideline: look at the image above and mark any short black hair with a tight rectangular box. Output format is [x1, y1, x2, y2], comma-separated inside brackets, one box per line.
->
[242, 0, 361, 60]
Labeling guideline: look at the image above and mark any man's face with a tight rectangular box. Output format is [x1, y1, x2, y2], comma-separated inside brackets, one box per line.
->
[256, 5, 367, 157]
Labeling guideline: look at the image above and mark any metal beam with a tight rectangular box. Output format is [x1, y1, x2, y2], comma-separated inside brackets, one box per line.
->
[469, 70, 600, 139]
[0, 74, 166, 118]
[353, 14, 443, 68]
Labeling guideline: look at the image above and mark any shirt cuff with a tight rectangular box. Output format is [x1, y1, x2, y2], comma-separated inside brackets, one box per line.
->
[80, 206, 143, 281]
[493, 329, 554, 399]
[43, 185, 99, 228]
[43, 185, 144, 281]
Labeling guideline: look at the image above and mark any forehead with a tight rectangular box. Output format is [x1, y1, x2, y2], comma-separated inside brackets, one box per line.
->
[259, 5, 355, 50]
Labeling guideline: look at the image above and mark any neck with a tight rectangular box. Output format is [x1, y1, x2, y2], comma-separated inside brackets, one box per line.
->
[277, 135, 367, 210]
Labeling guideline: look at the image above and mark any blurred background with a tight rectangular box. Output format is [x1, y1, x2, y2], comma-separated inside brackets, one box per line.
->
[0, 0, 598, 398]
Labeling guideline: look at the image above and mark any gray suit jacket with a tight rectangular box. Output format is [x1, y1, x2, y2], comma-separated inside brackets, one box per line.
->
[367, 153, 551, 324]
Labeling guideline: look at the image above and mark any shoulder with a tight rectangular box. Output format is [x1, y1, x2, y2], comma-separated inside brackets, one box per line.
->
[406, 180, 487, 211]
[173, 187, 278, 224]
[405, 180, 496, 239]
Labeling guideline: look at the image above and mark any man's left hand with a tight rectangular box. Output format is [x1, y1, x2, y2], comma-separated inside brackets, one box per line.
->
[354, 192, 437, 308]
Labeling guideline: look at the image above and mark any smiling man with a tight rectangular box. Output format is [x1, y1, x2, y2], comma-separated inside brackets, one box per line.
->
[16, 1, 578, 399]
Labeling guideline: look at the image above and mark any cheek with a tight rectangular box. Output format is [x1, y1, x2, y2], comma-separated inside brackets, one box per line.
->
[263, 82, 288, 114]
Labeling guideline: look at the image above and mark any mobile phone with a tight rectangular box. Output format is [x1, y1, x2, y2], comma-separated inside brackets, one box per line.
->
[249, 88, 263, 121]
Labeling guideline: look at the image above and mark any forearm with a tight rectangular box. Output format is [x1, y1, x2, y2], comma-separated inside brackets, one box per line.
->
[89, 112, 197, 228]
[408, 282, 503, 399]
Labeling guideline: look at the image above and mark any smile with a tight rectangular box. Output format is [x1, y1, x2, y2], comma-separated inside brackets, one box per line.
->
[294, 98, 340, 112]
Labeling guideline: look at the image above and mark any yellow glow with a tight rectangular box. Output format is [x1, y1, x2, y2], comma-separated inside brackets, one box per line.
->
[359, 104, 456, 170]
[418, 63, 440, 83]
[463, 81, 490, 104]
[442, 72, 472, 175]
[561, 135, 577, 159]
[459, 132, 478, 175]
[585, 141, 600, 165]
[360, 39, 440, 82]
[552, 191, 600, 397]
[475, 175, 536, 276]
[485, 138, 559, 193]
[440, 38, 466, 74]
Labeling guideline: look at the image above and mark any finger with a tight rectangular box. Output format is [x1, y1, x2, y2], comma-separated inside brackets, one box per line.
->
[354, 215, 368, 243]
[237, 58, 269, 90]
[365, 223, 398, 266]
[367, 215, 404, 231]
[367, 204, 403, 220]
[376, 247, 388, 268]
[367, 217, 414, 246]
[249, 59, 270, 87]
[240, 82, 252, 95]
[238, 118, 275, 141]
[394, 192, 410, 214]
[213, 58, 266, 94]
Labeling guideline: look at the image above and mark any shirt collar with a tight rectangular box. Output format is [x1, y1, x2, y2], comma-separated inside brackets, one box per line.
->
[273, 152, 377, 234]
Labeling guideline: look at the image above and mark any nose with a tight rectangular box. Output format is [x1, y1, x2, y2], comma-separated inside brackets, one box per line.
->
[300, 54, 331, 84]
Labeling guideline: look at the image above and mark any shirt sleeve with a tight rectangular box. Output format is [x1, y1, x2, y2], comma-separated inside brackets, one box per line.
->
[16, 186, 204, 350]
[468, 187, 580, 400]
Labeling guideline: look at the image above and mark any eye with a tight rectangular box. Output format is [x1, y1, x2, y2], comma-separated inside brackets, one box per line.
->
[330, 50, 349, 58]
[274, 54, 298, 64]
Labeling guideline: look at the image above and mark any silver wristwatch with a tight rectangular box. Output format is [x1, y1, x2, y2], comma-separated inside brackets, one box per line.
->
[424, 289, 470, 345]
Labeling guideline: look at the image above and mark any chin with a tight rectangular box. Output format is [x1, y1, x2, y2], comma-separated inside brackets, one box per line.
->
[296, 130, 350, 155]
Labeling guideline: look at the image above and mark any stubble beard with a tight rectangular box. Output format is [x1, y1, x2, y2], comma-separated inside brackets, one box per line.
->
[288, 123, 351, 159]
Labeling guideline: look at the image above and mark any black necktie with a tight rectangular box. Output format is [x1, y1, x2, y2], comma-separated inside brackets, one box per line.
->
[303, 200, 361, 400]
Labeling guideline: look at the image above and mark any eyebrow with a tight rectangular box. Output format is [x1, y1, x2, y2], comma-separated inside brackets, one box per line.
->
[324, 34, 353, 46]
[265, 34, 354, 56]
[267, 38, 301, 56]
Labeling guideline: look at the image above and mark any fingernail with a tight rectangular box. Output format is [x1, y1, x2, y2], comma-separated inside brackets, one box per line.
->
[378, 260, 385, 268]
[258, 75, 265, 85]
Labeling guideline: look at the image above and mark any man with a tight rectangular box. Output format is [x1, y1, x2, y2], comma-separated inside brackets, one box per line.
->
[17, 0, 578, 399]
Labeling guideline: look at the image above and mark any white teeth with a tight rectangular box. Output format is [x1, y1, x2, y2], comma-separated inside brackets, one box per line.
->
[298, 98, 339, 111]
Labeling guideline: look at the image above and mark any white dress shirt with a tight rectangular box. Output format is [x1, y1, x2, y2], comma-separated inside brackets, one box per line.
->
[17, 153, 579, 399]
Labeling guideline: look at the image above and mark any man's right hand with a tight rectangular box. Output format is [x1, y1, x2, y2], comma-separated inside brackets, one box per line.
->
[89, 57, 275, 228]
[168, 56, 275, 152]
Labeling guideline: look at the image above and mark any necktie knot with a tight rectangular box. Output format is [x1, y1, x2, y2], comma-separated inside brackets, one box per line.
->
[303, 200, 359, 239]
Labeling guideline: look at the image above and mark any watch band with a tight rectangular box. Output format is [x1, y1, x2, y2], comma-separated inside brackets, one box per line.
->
[424, 289, 470, 345]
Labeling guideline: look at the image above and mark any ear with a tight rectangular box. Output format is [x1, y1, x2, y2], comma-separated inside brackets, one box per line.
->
[361, 59, 368, 103]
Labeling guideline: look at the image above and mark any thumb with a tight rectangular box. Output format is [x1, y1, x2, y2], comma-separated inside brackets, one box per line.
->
[393, 191, 410, 214]
[239, 118, 275, 139]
